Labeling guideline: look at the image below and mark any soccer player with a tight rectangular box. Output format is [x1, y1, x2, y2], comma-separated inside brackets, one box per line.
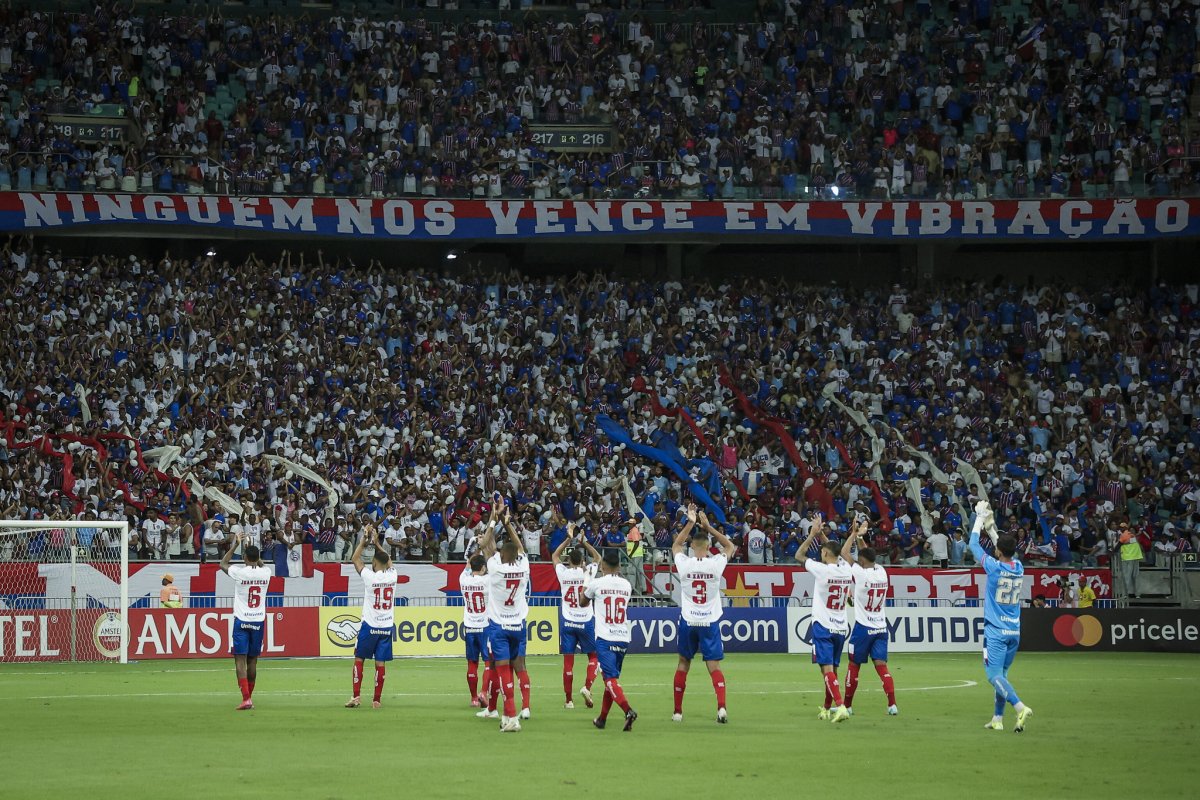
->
[346, 525, 396, 709]
[582, 550, 637, 731]
[970, 500, 1035, 733]
[220, 532, 271, 711]
[671, 504, 736, 724]
[796, 513, 852, 723]
[460, 553, 490, 709]
[483, 506, 531, 733]
[840, 519, 898, 716]
[553, 521, 601, 709]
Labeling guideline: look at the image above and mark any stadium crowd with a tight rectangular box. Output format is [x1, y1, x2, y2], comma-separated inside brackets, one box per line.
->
[0, 0, 1197, 200]
[0, 237, 1198, 580]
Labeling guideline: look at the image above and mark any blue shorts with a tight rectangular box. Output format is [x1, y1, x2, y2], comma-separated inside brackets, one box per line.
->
[677, 620, 724, 662]
[983, 632, 1020, 678]
[811, 622, 846, 667]
[596, 638, 628, 679]
[354, 626, 394, 662]
[230, 619, 264, 658]
[487, 622, 526, 662]
[848, 622, 889, 665]
[559, 618, 597, 655]
[465, 629, 488, 663]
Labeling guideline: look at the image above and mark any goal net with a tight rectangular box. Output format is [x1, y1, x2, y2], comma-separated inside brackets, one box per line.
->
[0, 520, 129, 663]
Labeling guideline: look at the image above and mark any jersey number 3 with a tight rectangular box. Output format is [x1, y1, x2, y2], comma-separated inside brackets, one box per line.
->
[691, 579, 708, 605]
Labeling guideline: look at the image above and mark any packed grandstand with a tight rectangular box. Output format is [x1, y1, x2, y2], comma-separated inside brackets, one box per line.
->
[0, 235, 1197, 569]
[0, 0, 1196, 200]
[0, 0, 1198, 569]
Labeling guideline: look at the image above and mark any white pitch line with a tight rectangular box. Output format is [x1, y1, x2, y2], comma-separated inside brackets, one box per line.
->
[0, 680, 978, 702]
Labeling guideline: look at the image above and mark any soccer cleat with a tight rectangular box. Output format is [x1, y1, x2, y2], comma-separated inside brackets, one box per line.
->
[500, 716, 522, 733]
[476, 709, 499, 719]
[476, 693, 487, 707]
[564, 700, 575, 709]
[471, 697, 482, 708]
[371, 701, 382, 710]
[671, 713, 684, 723]
[817, 709, 832, 721]
[846, 707, 855, 717]
[623, 709, 638, 732]
[593, 717, 606, 730]
[344, 697, 360, 709]
[887, 705, 899, 716]
[984, 719, 1004, 731]
[831, 705, 850, 723]
[716, 707, 728, 725]
[581, 687, 594, 708]
[236, 700, 254, 711]
[1014, 707, 1033, 733]
[520, 708, 531, 720]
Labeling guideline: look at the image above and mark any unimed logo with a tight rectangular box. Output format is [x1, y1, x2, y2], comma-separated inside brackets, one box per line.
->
[1052, 614, 1104, 647]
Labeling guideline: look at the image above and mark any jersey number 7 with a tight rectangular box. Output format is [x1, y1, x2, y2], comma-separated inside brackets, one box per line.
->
[505, 578, 522, 607]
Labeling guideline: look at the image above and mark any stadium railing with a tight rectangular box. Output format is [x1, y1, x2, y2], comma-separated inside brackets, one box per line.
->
[2, 594, 1118, 611]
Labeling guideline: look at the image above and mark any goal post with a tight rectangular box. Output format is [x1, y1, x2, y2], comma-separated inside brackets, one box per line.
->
[0, 520, 129, 663]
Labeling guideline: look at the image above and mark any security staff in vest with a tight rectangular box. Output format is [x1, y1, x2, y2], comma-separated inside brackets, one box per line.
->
[623, 515, 648, 596]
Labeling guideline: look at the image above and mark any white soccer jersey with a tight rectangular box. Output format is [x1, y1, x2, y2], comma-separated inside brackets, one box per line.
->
[228, 563, 271, 623]
[555, 563, 594, 624]
[359, 566, 399, 630]
[585, 573, 632, 643]
[674, 552, 728, 625]
[850, 563, 890, 631]
[806, 559, 854, 634]
[486, 552, 530, 629]
[460, 567, 489, 630]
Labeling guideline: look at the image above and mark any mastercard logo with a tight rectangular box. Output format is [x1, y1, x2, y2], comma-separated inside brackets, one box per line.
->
[1052, 614, 1104, 647]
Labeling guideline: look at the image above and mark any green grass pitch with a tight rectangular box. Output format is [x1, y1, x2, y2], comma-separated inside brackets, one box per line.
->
[1, 653, 1197, 799]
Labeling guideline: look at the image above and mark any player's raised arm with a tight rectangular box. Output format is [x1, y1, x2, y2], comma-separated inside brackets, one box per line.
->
[351, 524, 374, 575]
[219, 531, 241, 575]
[502, 506, 524, 555]
[580, 528, 602, 563]
[701, 512, 736, 560]
[671, 503, 698, 557]
[969, 500, 993, 564]
[552, 522, 574, 566]
[841, 519, 866, 564]
[480, 504, 499, 559]
[795, 513, 824, 563]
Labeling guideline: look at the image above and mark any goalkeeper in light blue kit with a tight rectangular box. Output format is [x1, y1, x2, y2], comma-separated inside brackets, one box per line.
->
[969, 500, 1034, 733]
